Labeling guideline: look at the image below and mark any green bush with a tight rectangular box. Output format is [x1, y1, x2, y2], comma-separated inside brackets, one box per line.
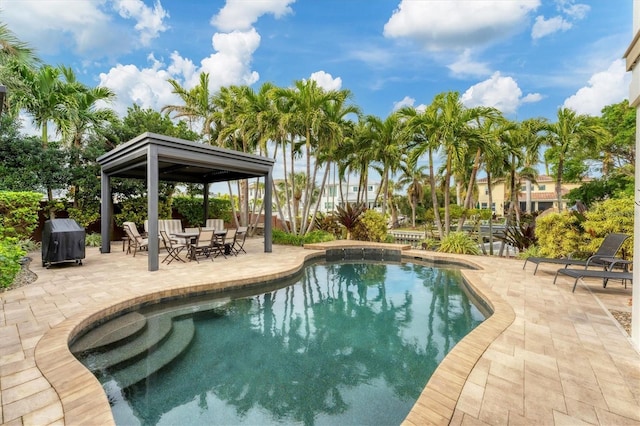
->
[18, 238, 40, 253]
[271, 229, 335, 246]
[85, 233, 102, 247]
[0, 237, 26, 288]
[534, 212, 588, 258]
[0, 191, 42, 239]
[582, 195, 634, 259]
[438, 232, 480, 255]
[352, 210, 387, 242]
[172, 196, 232, 227]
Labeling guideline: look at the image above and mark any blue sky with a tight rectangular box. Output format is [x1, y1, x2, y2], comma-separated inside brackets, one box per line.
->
[0, 0, 632, 125]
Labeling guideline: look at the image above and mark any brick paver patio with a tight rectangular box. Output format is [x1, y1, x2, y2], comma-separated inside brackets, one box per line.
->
[1, 238, 638, 425]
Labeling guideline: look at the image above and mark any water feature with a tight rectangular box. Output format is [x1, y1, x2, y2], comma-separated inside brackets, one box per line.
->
[73, 257, 487, 425]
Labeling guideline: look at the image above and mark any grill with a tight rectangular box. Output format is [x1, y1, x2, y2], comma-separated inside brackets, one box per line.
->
[41, 219, 86, 268]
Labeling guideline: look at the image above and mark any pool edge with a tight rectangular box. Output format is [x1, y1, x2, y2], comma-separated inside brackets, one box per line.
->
[34, 244, 513, 426]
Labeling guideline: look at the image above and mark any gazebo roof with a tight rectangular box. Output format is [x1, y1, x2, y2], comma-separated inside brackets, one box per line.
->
[97, 132, 274, 271]
[97, 132, 274, 183]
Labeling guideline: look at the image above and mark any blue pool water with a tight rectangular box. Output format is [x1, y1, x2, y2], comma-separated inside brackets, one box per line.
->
[77, 260, 487, 425]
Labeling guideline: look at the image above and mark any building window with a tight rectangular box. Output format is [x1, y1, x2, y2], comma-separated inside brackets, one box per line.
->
[484, 189, 489, 195]
[481, 202, 488, 209]
[328, 186, 336, 196]
[368, 185, 373, 191]
[520, 185, 526, 191]
[491, 202, 496, 212]
[324, 202, 334, 209]
[538, 184, 546, 191]
[352, 186, 358, 192]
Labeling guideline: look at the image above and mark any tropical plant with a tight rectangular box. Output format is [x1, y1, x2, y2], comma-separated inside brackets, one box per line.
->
[544, 107, 608, 212]
[334, 203, 366, 239]
[438, 231, 480, 255]
[352, 209, 387, 242]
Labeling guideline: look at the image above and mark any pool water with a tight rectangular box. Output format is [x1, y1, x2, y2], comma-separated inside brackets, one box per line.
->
[79, 260, 487, 425]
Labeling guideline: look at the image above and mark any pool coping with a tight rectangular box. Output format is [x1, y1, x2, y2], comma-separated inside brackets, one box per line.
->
[33, 243, 511, 425]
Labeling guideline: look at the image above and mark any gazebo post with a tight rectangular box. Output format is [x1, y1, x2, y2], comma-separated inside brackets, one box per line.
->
[100, 171, 112, 254]
[264, 169, 272, 253]
[203, 183, 210, 225]
[147, 145, 159, 271]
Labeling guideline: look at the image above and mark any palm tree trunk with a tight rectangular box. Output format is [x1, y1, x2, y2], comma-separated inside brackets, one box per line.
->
[556, 158, 564, 212]
[227, 181, 239, 228]
[306, 163, 330, 234]
[428, 148, 444, 238]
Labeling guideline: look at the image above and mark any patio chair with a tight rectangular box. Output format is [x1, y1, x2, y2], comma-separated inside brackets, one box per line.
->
[123, 222, 149, 257]
[231, 226, 248, 255]
[522, 233, 630, 274]
[160, 230, 187, 264]
[553, 267, 633, 292]
[210, 229, 228, 259]
[190, 228, 215, 262]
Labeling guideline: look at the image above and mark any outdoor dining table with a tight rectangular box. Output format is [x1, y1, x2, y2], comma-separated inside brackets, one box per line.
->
[172, 228, 227, 261]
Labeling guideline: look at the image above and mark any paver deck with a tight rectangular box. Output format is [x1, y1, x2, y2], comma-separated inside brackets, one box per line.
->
[1, 238, 638, 425]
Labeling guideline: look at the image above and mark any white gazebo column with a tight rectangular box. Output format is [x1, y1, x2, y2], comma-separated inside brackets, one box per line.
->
[624, 0, 640, 349]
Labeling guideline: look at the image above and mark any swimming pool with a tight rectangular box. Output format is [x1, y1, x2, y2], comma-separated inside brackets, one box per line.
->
[73, 257, 487, 425]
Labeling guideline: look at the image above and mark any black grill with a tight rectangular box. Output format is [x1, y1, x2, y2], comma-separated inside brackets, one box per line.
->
[41, 219, 86, 268]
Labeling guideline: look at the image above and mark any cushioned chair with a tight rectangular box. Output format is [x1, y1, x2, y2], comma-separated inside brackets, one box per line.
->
[160, 230, 187, 264]
[123, 222, 149, 257]
[522, 233, 630, 274]
[190, 228, 215, 262]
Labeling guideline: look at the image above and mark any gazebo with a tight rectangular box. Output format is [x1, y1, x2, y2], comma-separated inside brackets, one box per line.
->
[97, 132, 275, 271]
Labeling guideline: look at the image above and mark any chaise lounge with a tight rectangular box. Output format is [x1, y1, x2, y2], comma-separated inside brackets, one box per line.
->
[553, 268, 633, 292]
[522, 233, 630, 274]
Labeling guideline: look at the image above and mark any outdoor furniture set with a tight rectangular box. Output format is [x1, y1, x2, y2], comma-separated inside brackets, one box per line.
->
[522, 233, 633, 292]
[123, 220, 248, 264]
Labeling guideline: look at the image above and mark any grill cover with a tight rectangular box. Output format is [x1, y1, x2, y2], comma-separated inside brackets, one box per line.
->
[42, 219, 86, 266]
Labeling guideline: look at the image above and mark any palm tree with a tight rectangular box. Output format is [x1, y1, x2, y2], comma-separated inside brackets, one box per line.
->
[365, 113, 406, 217]
[9, 63, 79, 216]
[162, 73, 217, 142]
[397, 157, 428, 228]
[0, 23, 40, 113]
[544, 108, 608, 211]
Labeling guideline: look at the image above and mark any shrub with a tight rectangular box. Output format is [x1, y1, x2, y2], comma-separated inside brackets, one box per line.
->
[334, 203, 366, 239]
[352, 210, 388, 242]
[313, 213, 342, 238]
[85, 233, 102, 247]
[18, 238, 40, 253]
[420, 237, 440, 251]
[438, 232, 480, 255]
[0, 191, 42, 239]
[271, 229, 335, 246]
[0, 237, 26, 288]
[582, 195, 634, 259]
[172, 196, 232, 227]
[534, 212, 588, 258]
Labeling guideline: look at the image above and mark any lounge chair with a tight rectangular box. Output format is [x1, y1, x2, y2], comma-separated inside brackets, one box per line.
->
[160, 230, 187, 264]
[231, 226, 248, 255]
[123, 222, 149, 257]
[553, 268, 633, 292]
[522, 233, 630, 274]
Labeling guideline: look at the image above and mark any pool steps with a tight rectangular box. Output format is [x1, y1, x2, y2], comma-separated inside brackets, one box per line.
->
[71, 297, 230, 389]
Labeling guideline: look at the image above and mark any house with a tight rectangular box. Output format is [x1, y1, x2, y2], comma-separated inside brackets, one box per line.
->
[476, 175, 590, 217]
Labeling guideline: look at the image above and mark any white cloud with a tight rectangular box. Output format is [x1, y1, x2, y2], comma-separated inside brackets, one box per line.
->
[98, 28, 261, 116]
[112, 0, 170, 46]
[309, 71, 342, 91]
[0, 0, 168, 58]
[197, 29, 261, 89]
[563, 59, 629, 116]
[531, 15, 572, 39]
[392, 96, 415, 111]
[531, 1, 589, 40]
[211, 0, 295, 32]
[448, 49, 492, 78]
[383, 0, 540, 51]
[461, 72, 542, 115]
[557, 0, 590, 19]
[98, 55, 180, 116]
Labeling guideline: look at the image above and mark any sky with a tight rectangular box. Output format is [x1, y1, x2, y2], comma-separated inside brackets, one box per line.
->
[0, 0, 633, 126]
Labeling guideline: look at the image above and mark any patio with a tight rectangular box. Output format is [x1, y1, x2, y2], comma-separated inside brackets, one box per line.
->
[0, 238, 638, 425]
